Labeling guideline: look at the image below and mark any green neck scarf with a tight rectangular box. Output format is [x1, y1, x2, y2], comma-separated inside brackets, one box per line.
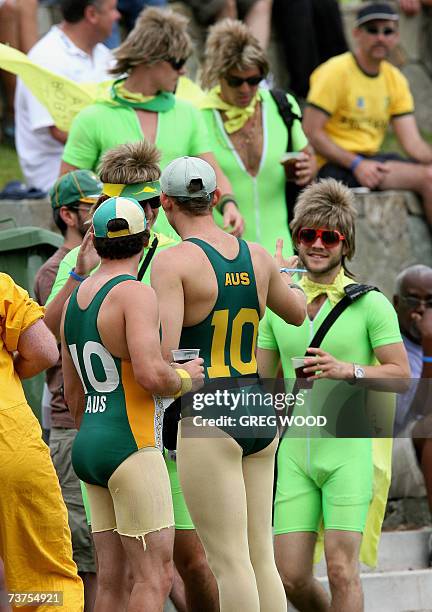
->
[111, 78, 175, 112]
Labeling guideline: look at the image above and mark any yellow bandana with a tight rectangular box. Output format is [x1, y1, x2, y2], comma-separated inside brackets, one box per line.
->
[115, 81, 155, 104]
[199, 86, 260, 133]
[301, 269, 354, 307]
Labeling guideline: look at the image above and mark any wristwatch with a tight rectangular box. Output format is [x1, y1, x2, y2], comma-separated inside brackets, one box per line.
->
[353, 364, 365, 379]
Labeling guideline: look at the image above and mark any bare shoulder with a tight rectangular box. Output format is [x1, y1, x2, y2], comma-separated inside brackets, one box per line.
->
[152, 242, 195, 275]
[247, 241, 273, 267]
[111, 279, 156, 303]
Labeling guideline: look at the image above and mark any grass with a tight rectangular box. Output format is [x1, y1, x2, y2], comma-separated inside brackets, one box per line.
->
[0, 142, 23, 189]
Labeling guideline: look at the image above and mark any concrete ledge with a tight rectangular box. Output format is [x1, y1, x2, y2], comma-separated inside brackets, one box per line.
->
[351, 190, 432, 299]
[0, 197, 57, 233]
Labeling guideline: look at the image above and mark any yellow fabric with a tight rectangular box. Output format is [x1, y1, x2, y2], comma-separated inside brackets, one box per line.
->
[199, 86, 260, 133]
[115, 81, 154, 104]
[0, 43, 203, 131]
[307, 52, 414, 167]
[301, 270, 394, 568]
[0, 274, 83, 610]
[301, 268, 351, 307]
[0, 273, 45, 412]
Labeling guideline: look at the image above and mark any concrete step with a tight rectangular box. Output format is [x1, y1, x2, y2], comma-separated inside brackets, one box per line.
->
[315, 528, 432, 576]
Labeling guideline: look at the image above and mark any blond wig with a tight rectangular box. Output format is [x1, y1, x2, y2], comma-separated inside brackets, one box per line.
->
[99, 141, 161, 184]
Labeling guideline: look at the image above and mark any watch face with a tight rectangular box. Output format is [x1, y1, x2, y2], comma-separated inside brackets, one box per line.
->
[354, 365, 365, 379]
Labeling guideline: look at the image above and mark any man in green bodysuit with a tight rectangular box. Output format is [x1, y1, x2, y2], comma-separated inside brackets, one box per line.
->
[257, 178, 410, 612]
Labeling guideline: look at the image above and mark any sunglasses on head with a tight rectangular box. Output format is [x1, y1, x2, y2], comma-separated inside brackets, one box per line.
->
[224, 74, 263, 88]
[363, 24, 397, 37]
[166, 57, 187, 71]
[298, 228, 345, 248]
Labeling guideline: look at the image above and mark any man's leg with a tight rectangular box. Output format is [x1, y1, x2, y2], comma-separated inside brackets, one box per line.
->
[166, 451, 219, 611]
[324, 531, 363, 612]
[275, 533, 330, 611]
[92, 530, 132, 612]
[376, 160, 432, 226]
[120, 528, 175, 612]
[242, 437, 287, 611]
[177, 420, 261, 611]
[173, 532, 219, 612]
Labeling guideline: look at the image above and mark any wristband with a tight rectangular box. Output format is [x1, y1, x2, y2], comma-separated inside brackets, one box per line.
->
[69, 268, 87, 282]
[174, 368, 193, 398]
[423, 356, 432, 363]
[217, 194, 238, 215]
[350, 155, 364, 172]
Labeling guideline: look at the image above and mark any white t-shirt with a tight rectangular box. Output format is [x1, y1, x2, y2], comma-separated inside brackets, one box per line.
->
[15, 26, 113, 192]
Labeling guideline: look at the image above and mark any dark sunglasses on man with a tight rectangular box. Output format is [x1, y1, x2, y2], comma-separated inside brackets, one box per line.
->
[225, 74, 263, 88]
[400, 295, 432, 309]
[363, 24, 397, 37]
[297, 227, 345, 248]
[166, 57, 187, 71]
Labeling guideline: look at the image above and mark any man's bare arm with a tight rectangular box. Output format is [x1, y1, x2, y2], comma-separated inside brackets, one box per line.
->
[392, 114, 432, 163]
[49, 126, 68, 145]
[257, 347, 281, 378]
[59, 160, 80, 176]
[303, 106, 357, 169]
[14, 319, 59, 379]
[150, 251, 185, 361]
[60, 299, 85, 427]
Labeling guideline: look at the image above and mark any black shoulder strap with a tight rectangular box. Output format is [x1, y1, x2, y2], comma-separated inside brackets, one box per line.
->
[270, 88, 302, 153]
[305, 283, 379, 353]
[137, 235, 159, 282]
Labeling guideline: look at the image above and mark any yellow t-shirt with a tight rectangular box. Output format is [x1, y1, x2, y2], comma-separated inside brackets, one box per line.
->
[307, 52, 414, 166]
[0, 273, 45, 411]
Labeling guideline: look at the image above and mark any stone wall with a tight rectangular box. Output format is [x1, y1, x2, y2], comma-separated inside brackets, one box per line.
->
[0, 197, 57, 233]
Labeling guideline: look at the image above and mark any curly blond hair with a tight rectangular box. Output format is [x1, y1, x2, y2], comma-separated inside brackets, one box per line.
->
[99, 141, 161, 184]
[201, 19, 269, 90]
[110, 7, 192, 76]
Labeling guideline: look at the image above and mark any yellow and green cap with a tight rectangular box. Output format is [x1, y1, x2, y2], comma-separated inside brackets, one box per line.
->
[102, 180, 161, 202]
[50, 170, 102, 209]
[93, 196, 147, 239]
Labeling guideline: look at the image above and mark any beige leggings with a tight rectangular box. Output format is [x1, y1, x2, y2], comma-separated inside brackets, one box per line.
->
[177, 419, 287, 612]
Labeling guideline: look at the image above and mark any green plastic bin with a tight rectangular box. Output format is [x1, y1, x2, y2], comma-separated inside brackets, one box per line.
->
[0, 223, 62, 420]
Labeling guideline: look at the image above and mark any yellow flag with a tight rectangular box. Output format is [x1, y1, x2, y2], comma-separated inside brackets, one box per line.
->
[0, 43, 204, 132]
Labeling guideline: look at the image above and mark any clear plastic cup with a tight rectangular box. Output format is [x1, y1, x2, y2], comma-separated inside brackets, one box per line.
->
[291, 356, 313, 389]
[280, 152, 305, 182]
[171, 349, 200, 364]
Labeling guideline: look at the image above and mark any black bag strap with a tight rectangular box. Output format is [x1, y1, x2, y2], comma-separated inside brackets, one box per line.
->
[270, 88, 302, 153]
[137, 235, 159, 282]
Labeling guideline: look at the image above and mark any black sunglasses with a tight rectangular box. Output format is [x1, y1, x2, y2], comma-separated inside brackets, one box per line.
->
[166, 57, 187, 71]
[363, 24, 397, 37]
[225, 74, 263, 88]
[400, 295, 432, 309]
[144, 196, 161, 210]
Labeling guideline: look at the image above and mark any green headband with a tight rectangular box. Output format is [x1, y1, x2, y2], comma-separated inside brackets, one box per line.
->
[103, 180, 161, 202]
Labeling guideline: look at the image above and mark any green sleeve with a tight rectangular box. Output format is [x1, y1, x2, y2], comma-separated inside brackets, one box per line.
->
[287, 94, 308, 152]
[45, 247, 80, 305]
[366, 292, 402, 349]
[62, 105, 101, 170]
[258, 310, 278, 350]
[187, 105, 211, 155]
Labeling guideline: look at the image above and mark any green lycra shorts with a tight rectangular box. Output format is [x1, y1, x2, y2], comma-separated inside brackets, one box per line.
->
[165, 449, 194, 530]
[274, 437, 373, 534]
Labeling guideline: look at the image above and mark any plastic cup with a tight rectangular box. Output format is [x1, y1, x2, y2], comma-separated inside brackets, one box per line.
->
[291, 356, 313, 389]
[280, 152, 304, 182]
[171, 349, 200, 364]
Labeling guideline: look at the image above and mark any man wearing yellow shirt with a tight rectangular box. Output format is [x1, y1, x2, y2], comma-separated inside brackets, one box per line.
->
[303, 2, 432, 227]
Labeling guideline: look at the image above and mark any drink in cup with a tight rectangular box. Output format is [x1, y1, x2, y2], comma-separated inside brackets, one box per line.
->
[172, 348, 200, 364]
[280, 152, 304, 182]
[291, 356, 314, 389]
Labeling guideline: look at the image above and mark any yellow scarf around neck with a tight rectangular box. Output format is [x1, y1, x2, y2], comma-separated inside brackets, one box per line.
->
[199, 86, 260, 133]
[301, 269, 354, 307]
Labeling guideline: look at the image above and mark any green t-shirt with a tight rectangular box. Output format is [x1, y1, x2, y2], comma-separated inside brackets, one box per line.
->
[201, 89, 308, 255]
[62, 98, 211, 238]
[46, 232, 177, 305]
[258, 289, 402, 437]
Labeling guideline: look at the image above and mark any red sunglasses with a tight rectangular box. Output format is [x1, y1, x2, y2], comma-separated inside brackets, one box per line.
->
[298, 227, 345, 248]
